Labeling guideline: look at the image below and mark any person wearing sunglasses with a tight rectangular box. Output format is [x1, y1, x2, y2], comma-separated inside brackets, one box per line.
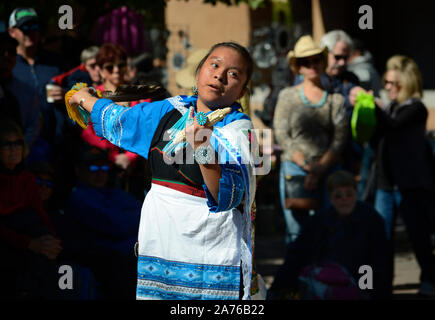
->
[7, 7, 66, 141]
[95, 43, 128, 97]
[0, 119, 63, 299]
[320, 31, 370, 177]
[66, 145, 141, 299]
[274, 35, 348, 246]
[356, 55, 435, 297]
[291, 30, 362, 111]
[80, 43, 140, 179]
[268, 170, 390, 300]
[50, 46, 102, 93]
[74, 152, 112, 190]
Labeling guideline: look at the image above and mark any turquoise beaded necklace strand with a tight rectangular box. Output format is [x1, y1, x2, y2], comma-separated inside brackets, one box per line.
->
[299, 85, 327, 108]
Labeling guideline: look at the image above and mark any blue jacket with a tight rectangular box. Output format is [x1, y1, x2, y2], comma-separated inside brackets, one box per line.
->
[8, 50, 64, 146]
[66, 183, 141, 253]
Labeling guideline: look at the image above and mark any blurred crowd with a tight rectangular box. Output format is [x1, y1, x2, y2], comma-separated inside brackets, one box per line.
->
[1, 6, 435, 300]
[0, 7, 166, 300]
[261, 31, 435, 300]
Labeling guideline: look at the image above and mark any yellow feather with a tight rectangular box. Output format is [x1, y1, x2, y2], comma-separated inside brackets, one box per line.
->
[64, 83, 102, 129]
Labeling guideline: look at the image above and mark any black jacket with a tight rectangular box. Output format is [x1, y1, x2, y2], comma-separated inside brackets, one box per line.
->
[270, 202, 391, 299]
[371, 98, 435, 191]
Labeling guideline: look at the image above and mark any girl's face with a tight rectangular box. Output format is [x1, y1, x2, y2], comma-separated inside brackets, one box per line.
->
[196, 46, 247, 109]
[384, 70, 401, 101]
[0, 133, 24, 170]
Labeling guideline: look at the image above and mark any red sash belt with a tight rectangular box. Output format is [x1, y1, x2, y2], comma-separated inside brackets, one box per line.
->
[152, 179, 206, 198]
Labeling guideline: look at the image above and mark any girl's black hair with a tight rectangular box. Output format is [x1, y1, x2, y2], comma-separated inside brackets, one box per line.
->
[195, 42, 254, 88]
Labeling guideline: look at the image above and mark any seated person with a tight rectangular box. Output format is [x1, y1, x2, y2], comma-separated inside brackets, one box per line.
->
[0, 119, 62, 299]
[268, 170, 391, 300]
[64, 145, 141, 299]
[28, 161, 64, 226]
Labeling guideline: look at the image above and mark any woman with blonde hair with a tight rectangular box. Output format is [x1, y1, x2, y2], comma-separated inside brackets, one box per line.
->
[273, 35, 348, 245]
[366, 55, 435, 296]
[383, 55, 423, 103]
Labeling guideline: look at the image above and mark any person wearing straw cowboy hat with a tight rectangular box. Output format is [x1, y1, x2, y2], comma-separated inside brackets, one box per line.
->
[175, 48, 209, 93]
[273, 35, 348, 245]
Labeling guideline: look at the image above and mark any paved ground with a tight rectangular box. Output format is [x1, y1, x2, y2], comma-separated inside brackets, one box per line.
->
[253, 204, 435, 300]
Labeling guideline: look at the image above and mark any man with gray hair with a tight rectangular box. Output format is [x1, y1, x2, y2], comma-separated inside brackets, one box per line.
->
[321, 30, 365, 175]
[80, 46, 101, 87]
[321, 30, 354, 78]
[319, 30, 361, 111]
[50, 46, 101, 90]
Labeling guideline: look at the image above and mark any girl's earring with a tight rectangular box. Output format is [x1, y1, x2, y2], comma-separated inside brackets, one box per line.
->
[192, 85, 198, 95]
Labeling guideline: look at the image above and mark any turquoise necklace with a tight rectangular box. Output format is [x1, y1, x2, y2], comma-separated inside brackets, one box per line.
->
[299, 85, 327, 108]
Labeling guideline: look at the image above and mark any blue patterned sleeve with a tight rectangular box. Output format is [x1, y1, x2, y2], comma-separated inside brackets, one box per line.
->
[90, 98, 174, 159]
[203, 164, 245, 213]
[202, 111, 250, 213]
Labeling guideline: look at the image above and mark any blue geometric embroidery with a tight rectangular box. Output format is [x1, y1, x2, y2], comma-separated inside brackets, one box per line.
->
[136, 255, 240, 300]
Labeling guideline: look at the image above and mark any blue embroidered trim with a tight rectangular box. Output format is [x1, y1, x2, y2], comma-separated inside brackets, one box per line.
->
[137, 281, 239, 300]
[137, 255, 240, 300]
[137, 255, 239, 288]
[117, 107, 130, 146]
[100, 102, 128, 146]
[166, 95, 189, 115]
[227, 174, 235, 211]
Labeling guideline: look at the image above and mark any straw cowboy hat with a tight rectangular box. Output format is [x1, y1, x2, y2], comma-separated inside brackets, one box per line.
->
[287, 35, 328, 70]
[175, 48, 209, 90]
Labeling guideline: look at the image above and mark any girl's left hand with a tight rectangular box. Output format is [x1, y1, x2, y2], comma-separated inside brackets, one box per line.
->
[68, 87, 94, 107]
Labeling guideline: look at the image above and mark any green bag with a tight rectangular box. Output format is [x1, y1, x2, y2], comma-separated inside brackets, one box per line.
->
[351, 92, 377, 143]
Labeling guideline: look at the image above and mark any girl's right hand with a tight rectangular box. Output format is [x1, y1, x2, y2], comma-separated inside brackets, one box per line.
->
[185, 107, 214, 151]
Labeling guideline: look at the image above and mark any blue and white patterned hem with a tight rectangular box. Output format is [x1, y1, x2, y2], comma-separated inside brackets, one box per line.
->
[136, 255, 240, 300]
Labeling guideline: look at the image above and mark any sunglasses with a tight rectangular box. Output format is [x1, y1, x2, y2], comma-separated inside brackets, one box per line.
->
[19, 24, 39, 32]
[88, 164, 110, 173]
[333, 54, 349, 61]
[86, 62, 98, 70]
[0, 139, 24, 148]
[383, 80, 399, 87]
[36, 177, 53, 188]
[102, 61, 127, 73]
[298, 56, 323, 67]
